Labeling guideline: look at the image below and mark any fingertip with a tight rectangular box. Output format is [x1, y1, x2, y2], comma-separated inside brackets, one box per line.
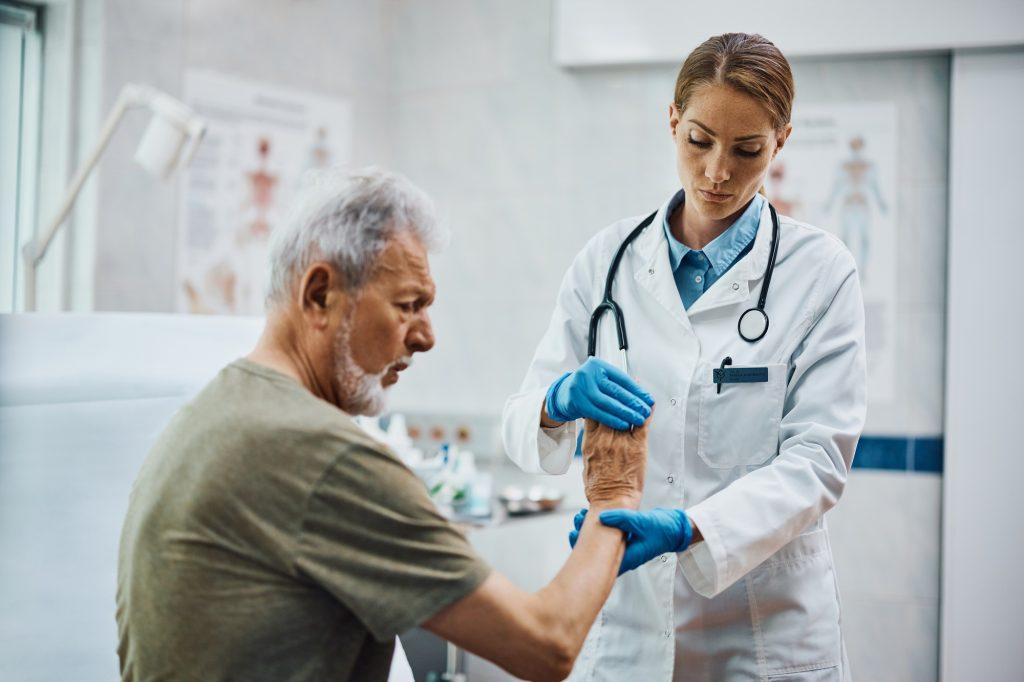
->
[610, 418, 630, 431]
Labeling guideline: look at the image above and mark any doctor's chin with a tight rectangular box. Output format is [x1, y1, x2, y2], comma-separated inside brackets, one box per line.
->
[1, 2, 1020, 681]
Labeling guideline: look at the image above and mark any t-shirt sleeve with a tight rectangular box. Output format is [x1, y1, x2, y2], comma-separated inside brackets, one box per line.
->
[294, 442, 491, 641]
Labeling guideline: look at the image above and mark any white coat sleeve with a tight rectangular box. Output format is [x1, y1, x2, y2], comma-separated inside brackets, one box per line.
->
[501, 247, 597, 475]
[679, 246, 867, 598]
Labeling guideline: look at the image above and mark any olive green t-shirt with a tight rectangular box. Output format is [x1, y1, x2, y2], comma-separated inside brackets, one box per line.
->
[116, 359, 490, 681]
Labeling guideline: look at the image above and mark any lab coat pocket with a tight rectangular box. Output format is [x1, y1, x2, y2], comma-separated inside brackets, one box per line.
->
[697, 363, 787, 469]
[749, 529, 842, 678]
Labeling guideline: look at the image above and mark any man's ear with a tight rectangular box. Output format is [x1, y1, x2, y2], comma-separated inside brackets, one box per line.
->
[298, 262, 345, 325]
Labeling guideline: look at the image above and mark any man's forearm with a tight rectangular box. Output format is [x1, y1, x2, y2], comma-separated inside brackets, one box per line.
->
[424, 413, 647, 681]
[533, 499, 629, 652]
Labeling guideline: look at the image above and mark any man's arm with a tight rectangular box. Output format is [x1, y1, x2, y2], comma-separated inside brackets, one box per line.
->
[424, 417, 648, 682]
[424, 501, 626, 681]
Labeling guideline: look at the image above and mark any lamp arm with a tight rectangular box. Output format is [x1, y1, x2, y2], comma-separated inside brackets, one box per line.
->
[22, 83, 146, 310]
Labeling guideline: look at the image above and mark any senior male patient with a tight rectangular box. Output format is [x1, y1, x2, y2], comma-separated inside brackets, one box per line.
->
[116, 168, 650, 682]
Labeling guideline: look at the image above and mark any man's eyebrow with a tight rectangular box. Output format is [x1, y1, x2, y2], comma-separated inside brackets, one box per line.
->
[689, 119, 767, 142]
[396, 283, 435, 299]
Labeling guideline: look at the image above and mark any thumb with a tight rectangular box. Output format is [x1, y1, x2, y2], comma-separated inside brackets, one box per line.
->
[599, 509, 646, 536]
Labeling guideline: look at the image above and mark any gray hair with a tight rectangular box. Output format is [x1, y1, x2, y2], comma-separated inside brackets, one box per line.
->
[266, 167, 446, 305]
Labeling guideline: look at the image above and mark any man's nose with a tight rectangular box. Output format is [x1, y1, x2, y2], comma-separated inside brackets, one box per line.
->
[407, 314, 435, 354]
[705, 152, 731, 185]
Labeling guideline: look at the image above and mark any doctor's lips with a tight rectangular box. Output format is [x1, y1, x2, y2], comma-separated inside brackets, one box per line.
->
[698, 189, 733, 203]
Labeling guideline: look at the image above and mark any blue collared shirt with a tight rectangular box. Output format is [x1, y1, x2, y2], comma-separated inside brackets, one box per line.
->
[663, 190, 764, 310]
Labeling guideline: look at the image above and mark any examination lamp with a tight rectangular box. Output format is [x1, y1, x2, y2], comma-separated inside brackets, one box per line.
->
[22, 83, 206, 311]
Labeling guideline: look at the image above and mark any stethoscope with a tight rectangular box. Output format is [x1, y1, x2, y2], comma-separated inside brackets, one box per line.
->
[587, 197, 781, 376]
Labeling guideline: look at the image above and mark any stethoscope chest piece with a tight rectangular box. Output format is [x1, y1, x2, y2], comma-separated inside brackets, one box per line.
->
[738, 307, 769, 343]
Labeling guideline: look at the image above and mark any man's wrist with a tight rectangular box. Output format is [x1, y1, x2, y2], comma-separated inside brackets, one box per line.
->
[589, 494, 641, 512]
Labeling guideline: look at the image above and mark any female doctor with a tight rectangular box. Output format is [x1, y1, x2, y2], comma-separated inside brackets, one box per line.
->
[502, 33, 866, 682]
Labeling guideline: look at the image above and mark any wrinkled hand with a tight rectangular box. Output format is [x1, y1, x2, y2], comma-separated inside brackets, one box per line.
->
[581, 413, 650, 508]
[568, 508, 693, 575]
[545, 358, 654, 430]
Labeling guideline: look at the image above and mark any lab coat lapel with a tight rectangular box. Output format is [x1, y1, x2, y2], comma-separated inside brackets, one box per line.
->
[686, 198, 773, 316]
[631, 201, 691, 333]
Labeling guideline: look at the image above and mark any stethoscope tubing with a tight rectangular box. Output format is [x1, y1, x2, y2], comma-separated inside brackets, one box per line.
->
[587, 211, 657, 358]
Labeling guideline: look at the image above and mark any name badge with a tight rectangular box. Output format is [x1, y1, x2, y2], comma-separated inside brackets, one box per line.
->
[712, 366, 769, 384]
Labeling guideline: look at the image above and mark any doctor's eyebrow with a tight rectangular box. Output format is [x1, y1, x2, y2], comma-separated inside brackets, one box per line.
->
[689, 119, 766, 142]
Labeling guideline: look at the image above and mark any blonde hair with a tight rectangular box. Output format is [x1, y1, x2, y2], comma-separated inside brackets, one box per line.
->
[674, 33, 795, 131]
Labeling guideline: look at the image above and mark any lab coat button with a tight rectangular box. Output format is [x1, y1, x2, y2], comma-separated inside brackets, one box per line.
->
[670, 398, 677, 406]
[663, 630, 672, 638]
[648, 268, 655, 275]
[732, 282, 740, 290]
[661, 555, 668, 563]
[667, 474, 674, 484]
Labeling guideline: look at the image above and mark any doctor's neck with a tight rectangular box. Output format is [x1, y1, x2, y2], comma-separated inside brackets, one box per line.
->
[672, 193, 757, 251]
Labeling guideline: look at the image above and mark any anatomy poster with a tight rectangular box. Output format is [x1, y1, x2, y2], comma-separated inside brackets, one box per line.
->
[176, 69, 351, 315]
[766, 102, 897, 401]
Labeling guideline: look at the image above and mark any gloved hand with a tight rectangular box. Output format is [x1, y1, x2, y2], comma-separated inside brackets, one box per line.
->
[568, 507, 693, 575]
[545, 357, 654, 430]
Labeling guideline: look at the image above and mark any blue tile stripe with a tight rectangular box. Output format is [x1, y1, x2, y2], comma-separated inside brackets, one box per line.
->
[573, 433, 944, 473]
[854, 435, 944, 473]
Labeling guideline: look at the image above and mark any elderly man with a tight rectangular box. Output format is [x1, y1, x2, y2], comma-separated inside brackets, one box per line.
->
[116, 168, 651, 682]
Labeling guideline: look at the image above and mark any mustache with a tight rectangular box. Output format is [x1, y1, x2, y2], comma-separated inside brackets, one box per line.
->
[390, 355, 413, 370]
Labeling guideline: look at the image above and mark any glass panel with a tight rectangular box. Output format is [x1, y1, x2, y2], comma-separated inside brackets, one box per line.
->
[0, 2, 40, 312]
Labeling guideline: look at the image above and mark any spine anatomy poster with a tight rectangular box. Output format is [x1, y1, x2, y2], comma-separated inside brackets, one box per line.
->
[176, 69, 351, 315]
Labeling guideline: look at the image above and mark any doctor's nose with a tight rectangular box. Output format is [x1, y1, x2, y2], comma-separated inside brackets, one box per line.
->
[704, 153, 731, 185]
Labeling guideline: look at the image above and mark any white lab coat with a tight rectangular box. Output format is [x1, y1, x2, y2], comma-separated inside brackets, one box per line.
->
[502, 195, 866, 682]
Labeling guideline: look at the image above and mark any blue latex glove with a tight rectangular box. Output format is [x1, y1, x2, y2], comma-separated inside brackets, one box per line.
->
[568, 507, 693, 575]
[545, 357, 655, 430]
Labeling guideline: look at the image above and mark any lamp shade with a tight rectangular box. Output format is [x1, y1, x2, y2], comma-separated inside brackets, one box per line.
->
[133, 113, 189, 180]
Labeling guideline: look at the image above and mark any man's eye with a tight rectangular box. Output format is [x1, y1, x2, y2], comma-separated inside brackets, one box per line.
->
[397, 302, 415, 313]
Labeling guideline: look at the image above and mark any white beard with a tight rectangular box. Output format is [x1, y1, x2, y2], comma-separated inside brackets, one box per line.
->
[334, 319, 389, 417]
